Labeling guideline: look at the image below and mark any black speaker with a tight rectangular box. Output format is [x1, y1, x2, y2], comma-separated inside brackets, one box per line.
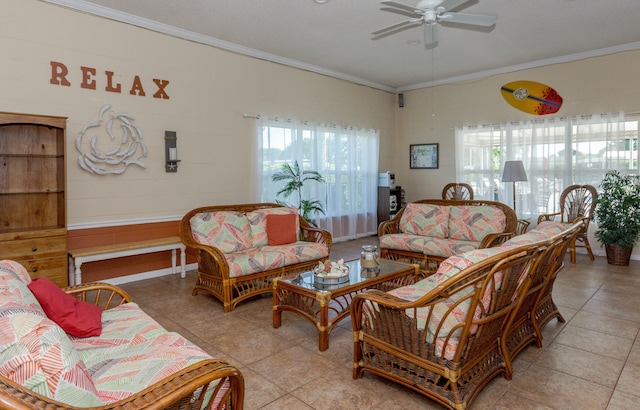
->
[398, 93, 404, 108]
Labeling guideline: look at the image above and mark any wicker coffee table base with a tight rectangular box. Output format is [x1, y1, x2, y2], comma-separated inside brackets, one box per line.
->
[272, 260, 419, 351]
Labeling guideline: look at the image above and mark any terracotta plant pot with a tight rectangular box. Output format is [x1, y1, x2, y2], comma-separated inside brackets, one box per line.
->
[605, 244, 633, 266]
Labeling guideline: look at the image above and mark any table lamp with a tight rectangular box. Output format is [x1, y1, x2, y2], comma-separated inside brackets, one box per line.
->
[502, 160, 528, 214]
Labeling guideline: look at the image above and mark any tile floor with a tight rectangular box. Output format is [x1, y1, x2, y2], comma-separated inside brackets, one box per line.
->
[119, 237, 640, 409]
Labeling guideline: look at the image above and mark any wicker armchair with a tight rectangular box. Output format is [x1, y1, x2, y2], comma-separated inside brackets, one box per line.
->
[0, 282, 245, 410]
[351, 243, 544, 410]
[180, 203, 332, 312]
[537, 184, 597, 263]
[441, 182, 474, 200]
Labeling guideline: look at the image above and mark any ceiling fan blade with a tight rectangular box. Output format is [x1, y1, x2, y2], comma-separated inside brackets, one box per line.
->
[380, 0, 421, 14]
[439, 0, 472, 12]
[441, 12, 496, 26]
[372, 18, 422, 36]
[424, 22, 438, 45]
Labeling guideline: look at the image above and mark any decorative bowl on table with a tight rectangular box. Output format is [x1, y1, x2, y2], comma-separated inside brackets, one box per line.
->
[313, 259, 350, 286]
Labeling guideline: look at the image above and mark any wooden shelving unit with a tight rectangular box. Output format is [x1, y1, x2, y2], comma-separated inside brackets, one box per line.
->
[0, 112, 68, 286]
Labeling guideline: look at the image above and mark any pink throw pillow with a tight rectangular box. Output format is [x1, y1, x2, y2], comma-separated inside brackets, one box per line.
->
[28, 277, 102, 337]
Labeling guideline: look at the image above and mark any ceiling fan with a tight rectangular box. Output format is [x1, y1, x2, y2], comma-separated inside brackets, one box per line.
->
[373, 0, 497, 46]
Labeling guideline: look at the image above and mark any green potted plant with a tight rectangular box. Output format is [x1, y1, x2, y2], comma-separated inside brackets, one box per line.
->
[272, 160, 326, 225]
[594, 170, 640, 266]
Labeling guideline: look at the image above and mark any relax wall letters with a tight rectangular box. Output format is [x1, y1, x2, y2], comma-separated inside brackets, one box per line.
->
[49, 61, 170, 100]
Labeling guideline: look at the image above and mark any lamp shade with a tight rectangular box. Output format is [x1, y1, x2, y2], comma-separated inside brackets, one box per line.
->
[502, 160, 528, 182]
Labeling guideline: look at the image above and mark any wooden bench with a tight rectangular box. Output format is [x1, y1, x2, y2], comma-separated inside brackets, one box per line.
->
[68, 236, 186, 285]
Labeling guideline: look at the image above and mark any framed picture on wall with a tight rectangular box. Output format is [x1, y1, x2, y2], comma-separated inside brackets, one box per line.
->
[410, 143, 439, 169]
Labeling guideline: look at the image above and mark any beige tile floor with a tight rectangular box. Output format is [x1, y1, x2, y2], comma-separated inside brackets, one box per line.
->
[119, 237, 640, 409]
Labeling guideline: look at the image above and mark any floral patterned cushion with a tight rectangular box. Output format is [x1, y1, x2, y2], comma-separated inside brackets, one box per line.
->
[266, 242, 329, 265]
[448, 205, 507, 242]
[71, 303, 217, 404]
[225, 249, 285, 277]
[190, 211, 253, 253]
[422, 237, 481, 258]
[380, 234, 480, 258]
[379, 234, 427, 253]
[387, 247, 507, 359]
[399, 203, 450, 238]
[535, 220, 571, 234]
[246, 207, 300, 248]
[0, 260, 102, 407]
[502, 221, 570, 248]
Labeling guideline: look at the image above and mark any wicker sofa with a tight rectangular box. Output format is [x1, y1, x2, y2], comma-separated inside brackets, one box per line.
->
[378, 199, 518, 274]
[351, 220, 582, 410]
[180, 203, 332, 312]
[0, 259, 244, 410]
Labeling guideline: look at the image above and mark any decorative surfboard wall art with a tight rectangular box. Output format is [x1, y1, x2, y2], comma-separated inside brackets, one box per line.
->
[76, 104, 148, 175]
[500, 80, 563, 115]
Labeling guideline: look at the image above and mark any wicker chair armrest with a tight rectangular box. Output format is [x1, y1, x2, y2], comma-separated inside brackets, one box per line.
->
[300, 225, 333, 249]
[537, 211, 562, 224]
[479, 232, 514, 248]
[378, 219, 401, 237]
[63, 282, 131, 310]
[0, 360, 244, 410]
[353, 289, 415, 309]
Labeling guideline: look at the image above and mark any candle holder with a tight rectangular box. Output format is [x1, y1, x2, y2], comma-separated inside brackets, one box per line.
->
[360, 245, 380, 277]
[165, 131, 180, 172]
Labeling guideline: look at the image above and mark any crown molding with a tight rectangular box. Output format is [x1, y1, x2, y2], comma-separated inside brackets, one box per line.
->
[41, 1, 640, 94]
[397, 41, 640, 92]
[43, 0, 395, 93]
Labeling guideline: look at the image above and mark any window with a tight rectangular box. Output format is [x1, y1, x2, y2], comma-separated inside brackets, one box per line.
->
[255, 117, 380, 241]
[455, 112, 639, 221]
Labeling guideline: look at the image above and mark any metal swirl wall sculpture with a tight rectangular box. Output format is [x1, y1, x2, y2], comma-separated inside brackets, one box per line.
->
[76, 104, 148, 175]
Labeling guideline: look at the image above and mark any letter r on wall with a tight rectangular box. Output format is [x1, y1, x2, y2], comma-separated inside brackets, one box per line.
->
[50, 61, 71, 86]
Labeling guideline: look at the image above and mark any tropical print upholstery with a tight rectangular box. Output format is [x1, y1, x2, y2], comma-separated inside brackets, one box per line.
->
[380, 234, 479, 258]
[0, 260, 103, 407]
[0, 260, 224, 408]
[225, 249, 286, 277]
[190, 211, 253, 253]
[399, 203, 449, 238]
[448, 205, 507, 241]
[266, 242, 329, 265]
[381, 204, 505, 260]
[379, 234, 426, 253]
[71, 303, 215, 404]
[502, 221, 568, 248]
[189, 207, 326, 277]
[387, 247, 507, 359]
[246, 206, 300, 248]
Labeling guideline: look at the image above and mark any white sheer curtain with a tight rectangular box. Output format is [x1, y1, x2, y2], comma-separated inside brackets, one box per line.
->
[255, 116, 380, 242]
[456, 112, 633, 222]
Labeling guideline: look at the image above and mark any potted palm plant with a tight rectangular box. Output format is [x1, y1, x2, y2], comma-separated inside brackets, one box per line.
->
[594, 170, 640, 266]
[272, 160, 326, 225]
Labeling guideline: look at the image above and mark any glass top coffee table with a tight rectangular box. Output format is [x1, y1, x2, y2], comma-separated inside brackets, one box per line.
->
[272, 259, 419, 351]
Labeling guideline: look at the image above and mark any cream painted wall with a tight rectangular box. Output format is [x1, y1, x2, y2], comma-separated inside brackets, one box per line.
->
[2, 0, 395, 226]
[396, 50, 640, 258]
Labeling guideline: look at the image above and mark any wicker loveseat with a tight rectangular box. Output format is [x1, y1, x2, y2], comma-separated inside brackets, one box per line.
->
[351, 220, 581, 410]
[378, 199, 518, 274]
[180, 203, 332, 312]
[0, 259, 244, 410]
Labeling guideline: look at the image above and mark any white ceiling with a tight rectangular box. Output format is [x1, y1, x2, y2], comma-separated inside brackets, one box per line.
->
[47, 0, 640, 92]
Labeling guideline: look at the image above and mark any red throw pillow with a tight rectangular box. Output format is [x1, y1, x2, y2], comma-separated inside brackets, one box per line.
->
[28, 277, 102, 338]
[266, 213, 298, 246]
